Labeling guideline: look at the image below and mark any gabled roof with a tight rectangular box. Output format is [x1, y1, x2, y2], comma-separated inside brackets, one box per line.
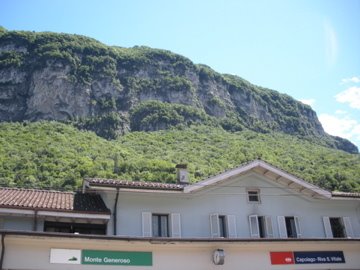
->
[84, 160, 360, 200]
[184, 160, 332, 198]
[0, 188, 110, 214]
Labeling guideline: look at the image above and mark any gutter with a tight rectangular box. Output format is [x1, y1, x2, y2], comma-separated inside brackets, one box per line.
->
[0, 233, 5, 270]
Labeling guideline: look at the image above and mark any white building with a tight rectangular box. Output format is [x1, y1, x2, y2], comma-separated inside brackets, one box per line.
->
[1, 160, 360, 269]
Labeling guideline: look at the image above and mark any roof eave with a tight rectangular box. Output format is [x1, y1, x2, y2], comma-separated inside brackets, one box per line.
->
[184, 160, 332, 199]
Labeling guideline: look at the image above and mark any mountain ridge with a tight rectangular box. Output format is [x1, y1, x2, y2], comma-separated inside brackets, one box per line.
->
[0, 28, 358, 153]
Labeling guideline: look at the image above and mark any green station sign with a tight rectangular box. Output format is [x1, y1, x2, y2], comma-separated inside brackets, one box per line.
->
[82, 250, 153, 266]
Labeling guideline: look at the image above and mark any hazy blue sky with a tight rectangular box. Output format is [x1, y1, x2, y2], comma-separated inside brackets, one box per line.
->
[1, 0, 360, 148]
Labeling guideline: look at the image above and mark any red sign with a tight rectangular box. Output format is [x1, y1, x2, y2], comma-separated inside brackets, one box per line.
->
[270, 252, 295, 265]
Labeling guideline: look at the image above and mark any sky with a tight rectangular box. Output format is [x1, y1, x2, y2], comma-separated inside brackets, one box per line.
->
[1, 0, 360, 149]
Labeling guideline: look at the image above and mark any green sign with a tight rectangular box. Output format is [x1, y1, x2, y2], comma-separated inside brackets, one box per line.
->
[82, 250, 152, 266]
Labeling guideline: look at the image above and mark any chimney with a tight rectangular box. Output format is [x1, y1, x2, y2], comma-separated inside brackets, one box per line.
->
[175, 164, 189, 184]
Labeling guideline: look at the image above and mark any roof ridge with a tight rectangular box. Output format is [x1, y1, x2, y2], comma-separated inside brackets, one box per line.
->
[86, 178, 183, 185]
[0, 187, 74, 194]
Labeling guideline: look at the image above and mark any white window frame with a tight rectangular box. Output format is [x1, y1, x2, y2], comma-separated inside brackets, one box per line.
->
[323, 216, 353, 238]
[152, 213, 170, 237]
[277, 216, 301, 238]
[210, 213, 237, 238]
[247, 189, 261, 203]
[249, 215, 260, 238]
[249, 215, 273, 238]
[142, 212, 181, 238]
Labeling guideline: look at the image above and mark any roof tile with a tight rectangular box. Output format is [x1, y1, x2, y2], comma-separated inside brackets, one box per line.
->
[331, 191, 360, 198]
[86, 178, 185, 191]
[0, 188, 110, 214]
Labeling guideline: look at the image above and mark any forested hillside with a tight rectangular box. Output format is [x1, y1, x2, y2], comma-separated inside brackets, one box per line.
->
[1, 29, 359, 193]
[1, 121, 359, 192]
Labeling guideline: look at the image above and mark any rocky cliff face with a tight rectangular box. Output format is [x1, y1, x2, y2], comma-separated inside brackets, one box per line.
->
[0, 29, 357, 153]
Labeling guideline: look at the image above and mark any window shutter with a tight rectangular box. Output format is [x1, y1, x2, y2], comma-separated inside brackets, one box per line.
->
[249, 215, 260, 238]
[210, 213, 220, 238]
[264, 216, 273, 238]
[343, 217, 354, 238]
[294, 216, 302, 238]
[226, 215, 237, 238]
[142, 212, 152, 237]
[170, 213, 182, 238]
[277, 216, 287, 238]
[322, 216, 333, 238]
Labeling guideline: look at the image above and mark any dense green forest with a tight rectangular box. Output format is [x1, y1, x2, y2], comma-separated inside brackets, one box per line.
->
[1, 121, 359, 192]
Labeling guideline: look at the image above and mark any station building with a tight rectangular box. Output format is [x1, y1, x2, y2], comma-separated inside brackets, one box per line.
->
[1, 160, 359, 269]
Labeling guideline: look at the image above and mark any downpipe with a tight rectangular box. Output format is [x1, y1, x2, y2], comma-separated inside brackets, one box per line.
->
[113, 188, 119, 235]
[0, 232, 5, 270]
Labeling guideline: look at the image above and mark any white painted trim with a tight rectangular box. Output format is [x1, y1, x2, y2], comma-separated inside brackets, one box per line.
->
[0, 208, 34, 216]
[323, 216, 333, 238]
[294, 216, 302, 238]
[259, 161, 331, 199]
[0, 208, 110, 220]
[226, 215, 237, 238]
[277, 216, 287, 238]
[249, 215, 260, 238]
[210, 213, 220, 238]
[170, 213, 182, 238]
[184, 160, 332, 199]
[264, 216, 274, 238]
[142, 212, 152, 237]
[185, 161, 260, 193]
[343, 217, 354, 238]
[37, 211, 110, 220]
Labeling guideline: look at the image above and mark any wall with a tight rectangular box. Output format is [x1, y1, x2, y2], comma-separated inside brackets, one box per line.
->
[99, 172, 360, 238]
[2, 216, 34, 231]
[1, 234, 360, 270]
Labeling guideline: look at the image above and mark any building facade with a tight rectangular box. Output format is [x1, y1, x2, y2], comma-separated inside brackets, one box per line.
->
[1, 160, 360, 269]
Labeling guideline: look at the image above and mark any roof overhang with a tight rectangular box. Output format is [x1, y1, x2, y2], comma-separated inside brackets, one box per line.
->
[0, 207, 111, 220]
[184, 160, 332, 199]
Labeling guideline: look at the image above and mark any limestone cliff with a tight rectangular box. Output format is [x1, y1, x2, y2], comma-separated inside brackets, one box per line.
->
[0, 29, 357, 153]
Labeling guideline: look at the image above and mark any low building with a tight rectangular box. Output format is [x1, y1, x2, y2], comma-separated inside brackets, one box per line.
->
[1, 160, 360, 269]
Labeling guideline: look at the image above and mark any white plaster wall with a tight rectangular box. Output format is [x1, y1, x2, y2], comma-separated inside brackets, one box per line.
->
[2, 235, 360, 270]
[100, 172, 360, 238]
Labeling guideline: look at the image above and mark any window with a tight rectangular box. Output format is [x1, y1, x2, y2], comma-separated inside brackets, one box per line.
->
[248, 215, 273, 238]
[152, 214, 169, 237]
[44, 221, 106, 235]
[323, 216, 353, 238]
[330, 218, 345, 238]
[218, 215, 227, 238]
[247, 189, 260, 203]
[142, 212, 181, 238]
[210, 214, 237, 238]
[285, 217, 298, 238]
[277, 216, 301, 238]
